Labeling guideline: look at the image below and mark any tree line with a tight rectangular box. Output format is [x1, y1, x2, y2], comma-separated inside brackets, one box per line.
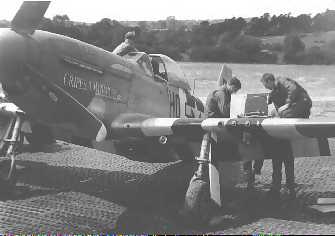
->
[3, 10, 335, 64]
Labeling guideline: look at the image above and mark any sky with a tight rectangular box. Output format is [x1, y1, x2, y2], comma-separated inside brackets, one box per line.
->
[2, 0, 335, 23]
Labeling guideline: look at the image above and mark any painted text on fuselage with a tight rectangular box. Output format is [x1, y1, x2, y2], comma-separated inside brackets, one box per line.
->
[63, 72, 124, 103]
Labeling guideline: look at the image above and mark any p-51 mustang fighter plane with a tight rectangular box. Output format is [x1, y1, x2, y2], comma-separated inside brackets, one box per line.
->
[0, 1, 335, 223]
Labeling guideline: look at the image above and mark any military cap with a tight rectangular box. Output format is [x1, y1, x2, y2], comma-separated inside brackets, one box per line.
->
[125, 31, 136, 40]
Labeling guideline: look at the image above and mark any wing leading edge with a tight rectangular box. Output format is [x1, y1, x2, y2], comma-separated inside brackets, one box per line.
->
[111, 116, 335, 159]
[112, 117, 335, 139]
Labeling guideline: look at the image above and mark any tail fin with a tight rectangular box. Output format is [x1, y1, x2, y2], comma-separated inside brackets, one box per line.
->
[217, 64, 232, 87]
[11, 1, 50, 34]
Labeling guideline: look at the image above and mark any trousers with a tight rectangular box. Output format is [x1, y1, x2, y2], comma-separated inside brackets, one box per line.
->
[271, 140, 295, 191]
[271, 100, 311, 191]
[243, 160, 264, 173]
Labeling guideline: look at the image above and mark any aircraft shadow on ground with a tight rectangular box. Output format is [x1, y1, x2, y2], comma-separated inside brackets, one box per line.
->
[14, 159, 195, 206]
[0, 157, 197, 233]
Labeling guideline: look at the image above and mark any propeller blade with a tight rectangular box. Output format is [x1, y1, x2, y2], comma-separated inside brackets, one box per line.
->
[11, 1, 50, 34]
[217, 64, 232, 87]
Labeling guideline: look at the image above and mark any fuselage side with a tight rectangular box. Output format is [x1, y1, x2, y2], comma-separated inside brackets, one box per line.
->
[0, 28, 204, 142]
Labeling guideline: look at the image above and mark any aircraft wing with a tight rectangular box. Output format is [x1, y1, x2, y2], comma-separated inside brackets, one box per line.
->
[112, 117, 335, 139]
[111, 116, 335, 160]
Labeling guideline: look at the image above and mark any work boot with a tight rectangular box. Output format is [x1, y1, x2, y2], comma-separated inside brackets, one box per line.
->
[253, 160, 264, 175]
[245, 170, 255, 190]
[265, 188, 280, 201]
[286, 186, 296, 200]
[285, 180, 296, 199]
[247, 182, 255, 191]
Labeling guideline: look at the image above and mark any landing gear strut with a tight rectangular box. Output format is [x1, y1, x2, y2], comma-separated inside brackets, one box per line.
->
[0, 109, 24, 195]
[181, 132, 214, 225]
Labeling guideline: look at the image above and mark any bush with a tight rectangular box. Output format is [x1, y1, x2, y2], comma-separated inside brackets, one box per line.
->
[255, 51, 278, 63]
[302, 46, 335, 64]
[233, 35, 262, 60]
[263, 42, 283, 52]
[283, 34, 305, 63]
[189, 46, 244, 62]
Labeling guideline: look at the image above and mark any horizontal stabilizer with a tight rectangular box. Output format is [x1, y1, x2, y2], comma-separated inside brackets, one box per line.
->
[11, 1, 50, 34]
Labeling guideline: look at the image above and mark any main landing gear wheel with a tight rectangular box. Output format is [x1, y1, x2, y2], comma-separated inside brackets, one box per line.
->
[180, 133, 214, 225]
[181, 176, 212, 226]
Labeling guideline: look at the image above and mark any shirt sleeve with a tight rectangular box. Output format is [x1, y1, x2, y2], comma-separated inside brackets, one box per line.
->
[217, 92, 230, 118]
[205, 93, 217, 118]
[267, 92, 273, 105]
[283, 78, 298, 105]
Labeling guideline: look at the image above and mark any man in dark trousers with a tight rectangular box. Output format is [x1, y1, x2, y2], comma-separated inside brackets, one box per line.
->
[112, 31, 138, 56]
[261, 73, 312, 199]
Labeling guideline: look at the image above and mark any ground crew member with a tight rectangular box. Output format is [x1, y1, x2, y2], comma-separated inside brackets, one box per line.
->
[261, 73, 312, 199]
[182, 77, 241, 222]
[112, 31, 138, 56]
[204, 77, 241, 181]
[205, 77, 241, 118]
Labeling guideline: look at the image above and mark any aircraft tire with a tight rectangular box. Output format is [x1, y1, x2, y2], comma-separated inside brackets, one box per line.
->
[181, 177, 212, 225]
